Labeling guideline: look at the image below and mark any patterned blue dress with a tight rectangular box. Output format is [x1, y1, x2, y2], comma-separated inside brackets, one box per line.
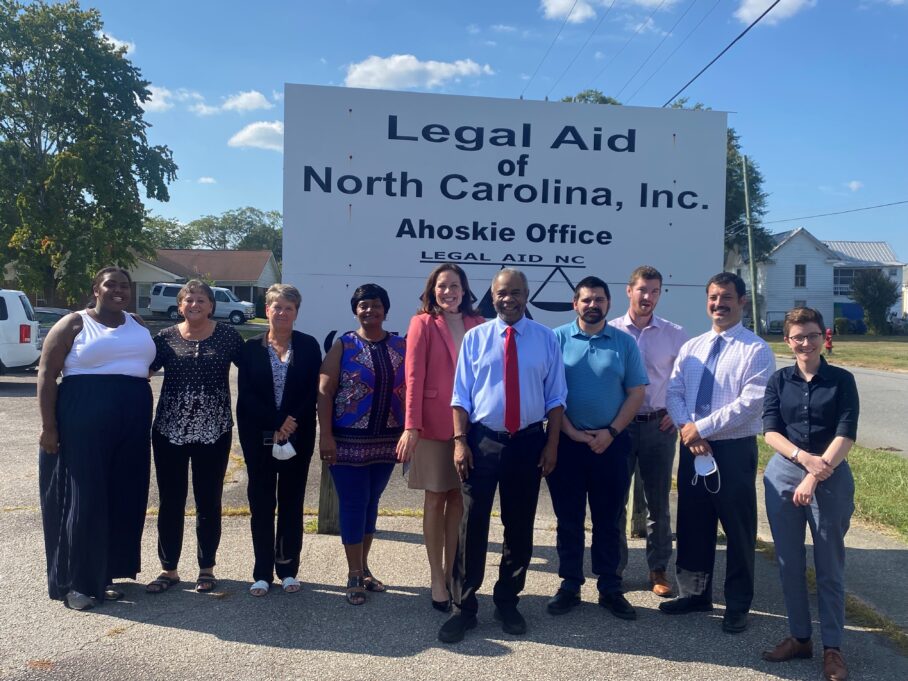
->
[332, 331, 406, 465]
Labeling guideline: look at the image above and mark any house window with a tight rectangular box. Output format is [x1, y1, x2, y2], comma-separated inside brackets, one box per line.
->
[794, 264, 806, 288]
[794, 299, 807, 309]
[834, 268, 855, 296]
[890, 268, 900, 278]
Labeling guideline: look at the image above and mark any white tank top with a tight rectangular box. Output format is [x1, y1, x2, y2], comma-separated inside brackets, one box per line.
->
[63, 310, 156, 378]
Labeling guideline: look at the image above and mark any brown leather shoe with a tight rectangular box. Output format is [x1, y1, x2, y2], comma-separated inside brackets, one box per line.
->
[761, 637, 813, 662]
[823, 649, 848, 681]
[649, 570, 674, 598]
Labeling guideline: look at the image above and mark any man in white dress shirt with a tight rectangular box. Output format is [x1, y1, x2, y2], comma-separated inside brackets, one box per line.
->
[660, 272, 775, 634]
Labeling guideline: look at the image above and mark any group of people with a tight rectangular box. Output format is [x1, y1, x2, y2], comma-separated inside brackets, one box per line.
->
[36, 263, 858, 681]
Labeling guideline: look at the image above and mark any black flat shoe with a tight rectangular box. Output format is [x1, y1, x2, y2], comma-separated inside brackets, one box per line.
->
[432, 597, 453, 613]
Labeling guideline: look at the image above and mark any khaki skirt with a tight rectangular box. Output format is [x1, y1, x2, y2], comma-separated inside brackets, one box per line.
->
[407, 437, 461, 492]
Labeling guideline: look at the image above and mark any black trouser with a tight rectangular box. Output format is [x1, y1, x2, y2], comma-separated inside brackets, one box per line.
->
[40, 375, 152, 601]
[245, 444, 313, 582]
[675, 436, 757, 613]
[452, 423, 544, 615]
[152, 430, 231, 571]
[546, 431, 631, 594]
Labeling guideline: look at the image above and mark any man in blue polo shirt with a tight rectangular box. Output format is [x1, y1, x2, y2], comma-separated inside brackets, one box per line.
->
[546, 275, 648, 620]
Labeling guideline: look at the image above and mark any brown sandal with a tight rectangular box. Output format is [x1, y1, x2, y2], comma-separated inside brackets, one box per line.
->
[363, 568, 386, 593]
[146, 574, 180, 594]
[195, 574, 217, 593]
[346, 573, 366, 605]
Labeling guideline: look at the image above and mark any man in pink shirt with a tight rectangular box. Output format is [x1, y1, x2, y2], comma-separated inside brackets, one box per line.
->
[609, 265, 687, 597]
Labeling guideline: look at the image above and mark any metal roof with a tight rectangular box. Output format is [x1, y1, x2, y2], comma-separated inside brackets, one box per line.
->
[821, 241, 903, 266]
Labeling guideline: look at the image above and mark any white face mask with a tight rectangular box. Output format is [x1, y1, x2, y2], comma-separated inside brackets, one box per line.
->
[272, 441, 297, 461]
[692, 453, 721, 493]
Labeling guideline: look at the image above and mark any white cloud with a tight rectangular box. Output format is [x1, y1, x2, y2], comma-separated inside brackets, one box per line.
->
[190, 101, 219, 116]
[188, 90, 274, 116]
[197, 177, 217, 184]
[141, 86, 173, 112]
[272, 90, 285, 102]
[222, 90, 274, 112]
[541, 0, 597, 23]
[467, 24, 481, 34]
[100, 31, 135, 54]
[734, 0, 816, 25]
[491, 24, 517, 32]
[847, 180, 864, 192]
[344, 55, 494, 90]
[485, 40, 498, 47]
[228, 121, 284, 152]
[319, 57, 328, 64]
[594, 50, 605, 60]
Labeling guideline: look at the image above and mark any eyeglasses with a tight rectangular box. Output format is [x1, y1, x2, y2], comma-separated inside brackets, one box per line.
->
[787, 332, 823, 344]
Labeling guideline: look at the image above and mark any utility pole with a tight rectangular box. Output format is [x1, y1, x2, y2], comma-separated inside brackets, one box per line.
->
[742, 155, 760, 332]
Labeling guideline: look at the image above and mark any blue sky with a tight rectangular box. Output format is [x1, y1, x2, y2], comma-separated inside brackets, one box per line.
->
[91, 0, 907, 260]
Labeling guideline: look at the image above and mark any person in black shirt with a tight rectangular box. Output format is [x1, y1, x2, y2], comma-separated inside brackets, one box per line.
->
[761, 307, 858, 681]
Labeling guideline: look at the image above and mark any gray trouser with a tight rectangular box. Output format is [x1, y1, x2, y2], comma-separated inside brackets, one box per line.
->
[617, 419, 678, 574]
[764, 453, 854, 648]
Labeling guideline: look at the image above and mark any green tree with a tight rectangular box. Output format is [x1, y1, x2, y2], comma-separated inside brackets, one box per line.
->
[850, 269, 901, 335]
[0, 0, 177, 303]
[190, 207, 282, 261]
[143, 215, 198, 249]
[560, 89, 621, 105]
[562, 90, 773, 261]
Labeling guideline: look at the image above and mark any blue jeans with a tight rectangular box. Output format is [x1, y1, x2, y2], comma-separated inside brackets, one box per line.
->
[765, 454, 853, 647]
[546, 431, 631, 594]
[330, 463, 394, 545]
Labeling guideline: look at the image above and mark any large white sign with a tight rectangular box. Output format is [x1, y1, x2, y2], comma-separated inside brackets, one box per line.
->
[284, 84, 727, 350]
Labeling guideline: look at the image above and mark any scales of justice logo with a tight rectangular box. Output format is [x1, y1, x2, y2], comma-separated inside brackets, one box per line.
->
[474, 264, 577, 318]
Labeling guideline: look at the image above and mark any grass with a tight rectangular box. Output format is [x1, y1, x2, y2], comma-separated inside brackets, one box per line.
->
[762, 334, 908, 372]
[758, 440, 908, 542]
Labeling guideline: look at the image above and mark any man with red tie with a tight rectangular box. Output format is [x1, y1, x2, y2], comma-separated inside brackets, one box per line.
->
[439, 268, 567, 644]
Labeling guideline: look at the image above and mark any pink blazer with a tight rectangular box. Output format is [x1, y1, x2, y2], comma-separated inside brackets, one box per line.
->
[404, 312, 485, 441]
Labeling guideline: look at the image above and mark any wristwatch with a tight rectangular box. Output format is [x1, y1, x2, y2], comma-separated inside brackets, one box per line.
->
[606, 425, 619, 438]
[453, 433, 469, 442]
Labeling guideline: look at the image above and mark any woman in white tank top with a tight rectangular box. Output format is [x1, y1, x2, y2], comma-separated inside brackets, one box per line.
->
[37, 267, 155, 610]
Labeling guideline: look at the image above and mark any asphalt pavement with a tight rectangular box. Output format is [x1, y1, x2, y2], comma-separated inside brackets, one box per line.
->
[2, 369, 907, 680]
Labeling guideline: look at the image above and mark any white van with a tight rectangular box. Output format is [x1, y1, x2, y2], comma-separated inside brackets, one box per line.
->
[0, 289, 40, 373]
[148, 283, 255, 324]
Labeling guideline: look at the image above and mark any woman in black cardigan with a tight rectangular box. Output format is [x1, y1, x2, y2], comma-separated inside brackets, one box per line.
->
[237, 284, 321, 596]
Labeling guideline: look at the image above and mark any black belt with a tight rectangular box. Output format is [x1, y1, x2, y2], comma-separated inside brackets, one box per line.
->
[634, 408, 667, 423]
[474, 421, 544, 441]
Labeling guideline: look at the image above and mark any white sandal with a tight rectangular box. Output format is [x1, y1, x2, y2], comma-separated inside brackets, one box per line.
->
[249, 580, 270, 597]
[281, 576, 301, 593]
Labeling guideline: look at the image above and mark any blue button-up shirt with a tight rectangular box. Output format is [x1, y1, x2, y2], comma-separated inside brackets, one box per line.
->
[554, 320, 649, 430]
[452, 316, 567, 432]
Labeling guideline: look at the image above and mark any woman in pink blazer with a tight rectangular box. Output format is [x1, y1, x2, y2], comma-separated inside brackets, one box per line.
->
[397, 263, 484, 611]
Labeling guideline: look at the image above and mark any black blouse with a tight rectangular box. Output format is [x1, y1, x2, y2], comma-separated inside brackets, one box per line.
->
[151, 322, 244, 444]
[762, 357, 859, 456]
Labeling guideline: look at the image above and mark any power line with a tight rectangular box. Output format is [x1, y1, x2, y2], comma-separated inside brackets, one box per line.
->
[626, 0, 723, 105]
[661, 0, 781, 107]
[726, 200, 908, 232]
[520, 0, 579, 99]
[762, 200, 908, 225]
[588, 0, 668, 91]
[613, 0, 700, 102]
[544, 0, 618, 100]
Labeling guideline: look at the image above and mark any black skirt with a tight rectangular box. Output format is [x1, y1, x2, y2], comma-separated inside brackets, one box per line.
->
[39, 374, 153, 600]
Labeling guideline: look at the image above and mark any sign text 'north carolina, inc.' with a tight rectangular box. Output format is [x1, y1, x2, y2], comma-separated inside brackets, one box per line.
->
[283, 84, 727, 346]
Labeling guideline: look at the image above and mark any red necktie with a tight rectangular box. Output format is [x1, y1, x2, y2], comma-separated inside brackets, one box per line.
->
[504, 325, 520, 434]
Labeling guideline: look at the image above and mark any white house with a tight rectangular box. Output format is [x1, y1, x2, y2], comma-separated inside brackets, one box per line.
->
[726, 227, 904, 332]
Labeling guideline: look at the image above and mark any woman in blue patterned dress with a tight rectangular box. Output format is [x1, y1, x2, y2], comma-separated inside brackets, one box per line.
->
[318, 283, 405, 605]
